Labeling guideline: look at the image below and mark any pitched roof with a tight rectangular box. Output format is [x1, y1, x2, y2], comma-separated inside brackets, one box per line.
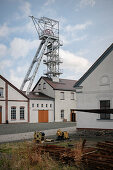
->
[0, 75, 28, 99]
[74, 43, 113, 87]
[25, 91, 54, 100]
[33, 76, 77, 91]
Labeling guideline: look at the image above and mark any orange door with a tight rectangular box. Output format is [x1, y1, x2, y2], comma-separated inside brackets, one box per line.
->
[38, 110, 48, 123]
[0, 107, 2, 124]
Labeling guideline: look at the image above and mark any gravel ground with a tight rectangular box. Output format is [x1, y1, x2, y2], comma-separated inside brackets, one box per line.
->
[0, 122, 76, 135]
[0, 126, 77, 143]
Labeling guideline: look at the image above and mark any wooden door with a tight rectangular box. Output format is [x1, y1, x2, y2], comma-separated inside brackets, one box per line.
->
[71, 110, 76, 122]
[0, 107, 2, 124]
[38, 110, 48, 123]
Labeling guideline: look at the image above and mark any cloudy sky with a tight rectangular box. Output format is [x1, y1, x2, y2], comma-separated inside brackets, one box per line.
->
[0, 0, 113, 90]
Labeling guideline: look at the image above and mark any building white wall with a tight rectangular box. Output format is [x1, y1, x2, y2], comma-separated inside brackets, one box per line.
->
[8, 101, 28, 123]
[29, 99, 54, 123]
[33, 78, 55, 98]
[76, 49, 113, 129]
[55, 90, 76, 122]
[0, 77, 29, 123]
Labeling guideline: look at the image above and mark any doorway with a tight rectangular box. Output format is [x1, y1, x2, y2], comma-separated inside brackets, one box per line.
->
[70, 110, 76, 122]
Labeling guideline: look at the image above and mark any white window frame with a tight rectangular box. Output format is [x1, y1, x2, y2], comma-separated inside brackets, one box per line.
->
[0, 88, 3, 97]
[71, 92, 74, 100]
[61, 110, 64, 119]
[38, 84, 41, 90]
[20, 107, 24, 120]
[60, 92, 64, 100]
[11, 107, 16, 120]
[43, 83, 46, 89]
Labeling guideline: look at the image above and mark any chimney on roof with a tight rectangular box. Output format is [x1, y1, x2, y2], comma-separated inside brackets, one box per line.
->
[52, 77, 59, 82]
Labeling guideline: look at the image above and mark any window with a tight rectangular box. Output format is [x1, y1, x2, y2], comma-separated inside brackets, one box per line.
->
[41, 104, 43, 107]
[37, 104, 39, 107]
[11, 107, 16, 120]
[61, 110, 64, 119]
[71, 92, 74, 100]
[46, 104, 48, 107]
[38, 84, 41, 90]
[50, 104, 52, 108]
[20, 107, 24, 119]
[60, 92, 64, 100]
[43, 83, 46, 89]
[0, 88, 3, 97]
[100, 100, 110, 119]
[32, 104, 34, 107]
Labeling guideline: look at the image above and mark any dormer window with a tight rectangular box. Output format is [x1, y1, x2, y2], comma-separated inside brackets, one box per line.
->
[0, 88, 3, 97]
[38, 84, 41, 90]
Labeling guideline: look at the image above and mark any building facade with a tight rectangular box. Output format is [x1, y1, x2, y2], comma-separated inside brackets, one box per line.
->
[0, 75, 29, 123]
[33, 77, 77, 122]
[74, 43, 113, 130]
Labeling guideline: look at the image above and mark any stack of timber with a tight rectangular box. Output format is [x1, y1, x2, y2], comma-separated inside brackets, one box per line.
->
[35, 141, 113, 169]
[83, 141, 113, 170]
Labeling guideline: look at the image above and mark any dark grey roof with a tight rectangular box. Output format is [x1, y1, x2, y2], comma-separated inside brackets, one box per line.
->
[33, 77, 77, 91]
[24, 91, 54, 100]
[74, 43, 113, 87]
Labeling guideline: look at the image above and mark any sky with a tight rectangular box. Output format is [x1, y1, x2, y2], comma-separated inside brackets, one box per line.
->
[0, 0, 113, 90]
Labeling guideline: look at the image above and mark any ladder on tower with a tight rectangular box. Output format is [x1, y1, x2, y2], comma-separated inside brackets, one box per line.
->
[20, 37, 51, 94]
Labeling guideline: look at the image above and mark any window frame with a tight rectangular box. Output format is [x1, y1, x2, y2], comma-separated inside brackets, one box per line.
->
[38, 84, 41, 90]
[60, 92, 64, 100]
[43, 83, 46, 89]
[61, 110, 64, 119]
[11, 107, 16, 120]
[20, 107, 25, 120]
[0, 88, 3, 97]
[32, 103, 34, 108]
[71, 92, 74, 100]
[100, 100, 110, 120]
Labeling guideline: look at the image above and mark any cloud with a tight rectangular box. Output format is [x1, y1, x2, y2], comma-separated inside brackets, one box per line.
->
[0, 24, 9, 37]
[80, 0, 96, 8]
[10, 38, 40, 59]
[0, 60, 12, 70]
[65, 21, 92, 32]
[19, 1, 31, 18]
[44, 0, 55, 6]
[60, 49, 91, 75]
[0, 44, 8, 58]
[9, 69, 23, 89]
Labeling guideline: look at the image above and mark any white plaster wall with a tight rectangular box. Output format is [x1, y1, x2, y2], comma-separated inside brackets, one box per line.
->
[0, 101, 5, 123]
[76, 49, 113, 129]
[0, 78, 5, 100]
[8, 85, 27, 100]
[33, 78, 55, 98]
[29, 100, 54, 123]
[8, 101, 28, 123]
[55, 90, 76, 122]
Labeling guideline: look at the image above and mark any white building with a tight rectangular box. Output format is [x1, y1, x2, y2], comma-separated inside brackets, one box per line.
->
[74, 43, 113, 130]
[32, 76, 77, 122]
[0, 75, 29, 123]
[0, 75, 77, 123]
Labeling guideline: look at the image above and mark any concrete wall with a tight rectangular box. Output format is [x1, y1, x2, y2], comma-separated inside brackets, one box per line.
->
[55, 90, 76, 122]
[30, 99, 54, 123]
[76, 49, 113, 129]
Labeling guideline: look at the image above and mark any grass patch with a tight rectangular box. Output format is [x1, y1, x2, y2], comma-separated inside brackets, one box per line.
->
[0, 140, 84, 170]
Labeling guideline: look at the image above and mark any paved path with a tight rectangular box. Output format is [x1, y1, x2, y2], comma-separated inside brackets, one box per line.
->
[0, 126, 76, 143]
[0, 122, 76, 135]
